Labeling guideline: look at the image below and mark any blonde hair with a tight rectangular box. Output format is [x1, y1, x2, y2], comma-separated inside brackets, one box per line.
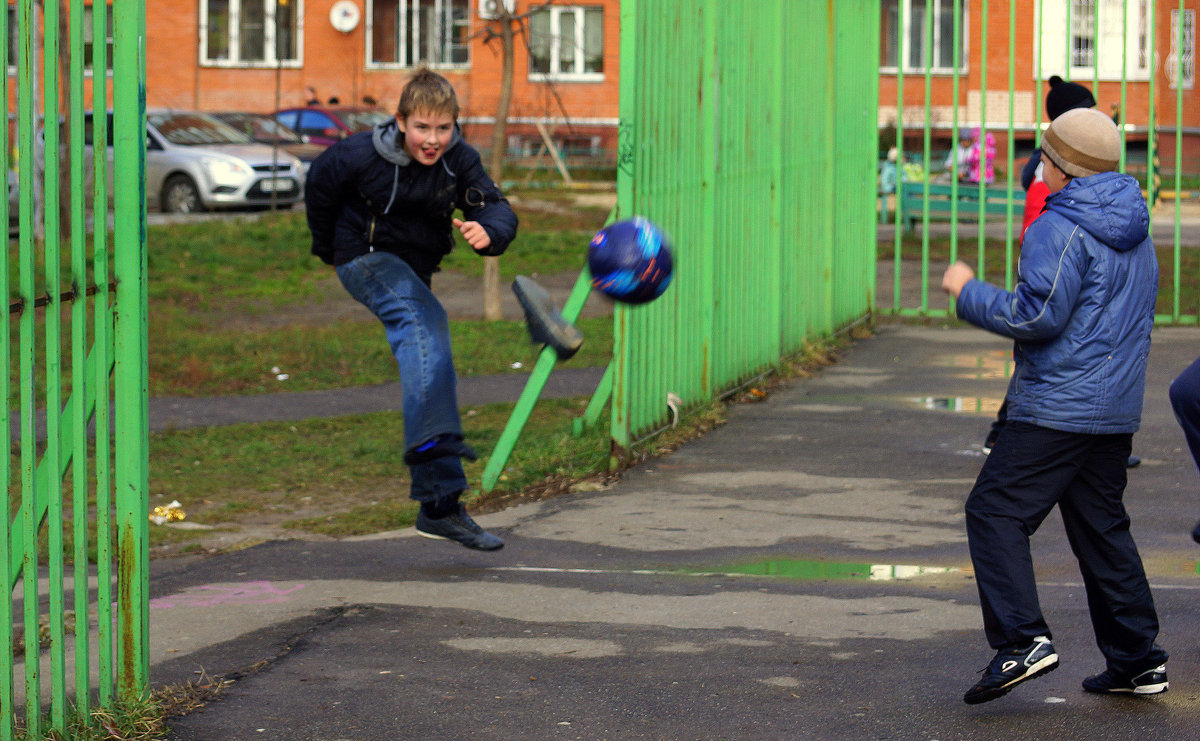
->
[396, 66, 460, 121]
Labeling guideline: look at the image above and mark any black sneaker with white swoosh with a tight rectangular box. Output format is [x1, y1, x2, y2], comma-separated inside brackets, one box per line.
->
[963, 636, 1059, 705]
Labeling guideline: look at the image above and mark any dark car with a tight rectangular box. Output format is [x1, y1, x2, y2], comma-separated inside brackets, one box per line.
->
[212, 111, 326, 176]
[274, 106, 392, 147]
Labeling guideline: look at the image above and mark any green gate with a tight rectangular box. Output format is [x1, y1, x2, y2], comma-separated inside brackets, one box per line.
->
[2, 1, 149, 736]
[883, 0, 1197, 323]
[609, 0, 881, 445]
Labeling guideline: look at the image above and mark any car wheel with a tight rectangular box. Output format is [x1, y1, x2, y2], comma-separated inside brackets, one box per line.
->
[162, 174, 204, 214]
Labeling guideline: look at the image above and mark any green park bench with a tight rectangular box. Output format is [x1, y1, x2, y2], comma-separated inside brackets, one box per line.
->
[898, 181, 1025, 232]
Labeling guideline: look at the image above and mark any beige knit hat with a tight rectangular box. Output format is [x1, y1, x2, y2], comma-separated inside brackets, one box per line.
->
[1040, 108, 1121, 178]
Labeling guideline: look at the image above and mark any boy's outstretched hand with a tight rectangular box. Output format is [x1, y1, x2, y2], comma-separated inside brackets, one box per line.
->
[942, 260, 975, 298]
[454, 218, 492, 254]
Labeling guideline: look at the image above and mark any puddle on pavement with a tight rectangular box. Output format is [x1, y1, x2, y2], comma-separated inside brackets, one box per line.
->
[938, 350, 1014, 380]
[686, 558, 958, 581]
[906, 396, 1005, 414]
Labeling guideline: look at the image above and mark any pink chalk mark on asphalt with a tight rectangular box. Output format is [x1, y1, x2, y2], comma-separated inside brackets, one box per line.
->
[150, 581, 306, 609]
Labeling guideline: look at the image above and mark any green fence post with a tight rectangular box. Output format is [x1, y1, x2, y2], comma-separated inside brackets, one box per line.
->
[113, 0, 150, 701]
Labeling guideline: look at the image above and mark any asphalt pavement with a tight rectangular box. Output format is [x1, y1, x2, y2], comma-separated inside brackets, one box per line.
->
[152, 323, 1200, 740]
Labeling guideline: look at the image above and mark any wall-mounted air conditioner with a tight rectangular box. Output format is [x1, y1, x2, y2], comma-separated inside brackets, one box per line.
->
[478, 0, 515, 21]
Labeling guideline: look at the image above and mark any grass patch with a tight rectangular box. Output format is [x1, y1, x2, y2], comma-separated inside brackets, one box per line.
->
[149, 313, 614, 397]
[149, 396, 609, 542]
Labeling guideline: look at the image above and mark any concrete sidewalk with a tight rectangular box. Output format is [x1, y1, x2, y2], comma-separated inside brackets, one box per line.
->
[154, 324, 1200, 740]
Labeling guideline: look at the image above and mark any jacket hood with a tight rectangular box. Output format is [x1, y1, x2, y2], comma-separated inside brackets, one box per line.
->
[372, 118, 462, 166]
[1044, 171, 1149, 252]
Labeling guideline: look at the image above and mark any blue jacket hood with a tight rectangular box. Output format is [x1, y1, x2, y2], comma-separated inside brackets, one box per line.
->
[1044, 171, 1149, 252]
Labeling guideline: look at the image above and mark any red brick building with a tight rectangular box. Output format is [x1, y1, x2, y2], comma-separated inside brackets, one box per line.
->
[139, 0, 622, 162]
[879, 0, 1199, 177]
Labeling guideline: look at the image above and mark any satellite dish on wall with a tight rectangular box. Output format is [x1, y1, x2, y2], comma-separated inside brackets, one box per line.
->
[330, 0, 360, 33]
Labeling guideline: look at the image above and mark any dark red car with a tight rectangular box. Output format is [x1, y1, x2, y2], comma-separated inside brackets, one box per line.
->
[274, 106, 393, 147]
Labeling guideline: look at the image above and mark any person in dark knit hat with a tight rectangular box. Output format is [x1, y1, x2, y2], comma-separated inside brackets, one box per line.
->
[1020, 76, 1097, 237]
[943, 107, 1167, 705]
[1044, 74, 1096, 120]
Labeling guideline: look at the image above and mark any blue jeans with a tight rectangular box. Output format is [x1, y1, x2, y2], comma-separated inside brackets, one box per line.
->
[335, 251, 468, 502]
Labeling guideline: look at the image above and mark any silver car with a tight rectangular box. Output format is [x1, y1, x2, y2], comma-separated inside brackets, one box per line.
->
[86, 110, 305, 213]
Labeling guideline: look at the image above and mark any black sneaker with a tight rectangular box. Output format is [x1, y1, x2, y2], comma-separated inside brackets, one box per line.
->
[963, 636, 1059, 705]
[512, 275, 584, 360]
[416, 506, 504, 551]
[1082, 664, 1168, 695]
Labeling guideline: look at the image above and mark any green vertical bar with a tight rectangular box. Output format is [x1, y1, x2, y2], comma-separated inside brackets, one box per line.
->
[113, 0, 150, 700]
[1005, 0, 1016, 289]
[42, 0, 68, 726]
[93, 0, 114, 705]
[1174, 0, 1184, 317]
[699, 0, 715, 398]
[823, 1, 835, 330]
[16, 0, 40, 731]
[949, 0, 961, 308]
[611, 0, 637, 448]
[768, 0, 782, 358]
[0, 0, 12, 730]
[1093, 0, 1101, 94]
[1065, 0, 1073, 79]
[977, 0, 988, 279]
[68, 0, 89, 714]
[1035, 0, 1044, 146]
[1148, 0, 1157, 211]
[921, 0, 933, 312]
[1120, 0, 1128, 171]
[892, 0, 905, 312]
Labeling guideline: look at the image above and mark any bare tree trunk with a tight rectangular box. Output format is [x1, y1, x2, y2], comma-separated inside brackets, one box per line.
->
[482, 8, 515, 322]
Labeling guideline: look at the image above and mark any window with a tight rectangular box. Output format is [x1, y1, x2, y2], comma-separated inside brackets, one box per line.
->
[528, 5, 603, 80]
[1168, 9, 1195, 90]
[6, 5, 113, 74]
[200, 0, 301, 67]
[367, 0, 469, 68]
[1037, 0, 1153, 80]
[881, 0, 967, 74]
[83, 5, 113, 73]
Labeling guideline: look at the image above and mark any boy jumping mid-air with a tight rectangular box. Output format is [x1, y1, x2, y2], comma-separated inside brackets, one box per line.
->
[306, 67, 517, 551]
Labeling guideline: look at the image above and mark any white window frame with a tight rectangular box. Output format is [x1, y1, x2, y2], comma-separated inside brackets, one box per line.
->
[365, 0, 470, 70]
[1168, 9, 1195, 90]
[1036, 0, 1153, 81]
[879, 0, 969, 75]
[527, 5, 604, 82]
[199, 0, 304, 69]
[5, 5, 113, 76]
[83, 5, 114, 76]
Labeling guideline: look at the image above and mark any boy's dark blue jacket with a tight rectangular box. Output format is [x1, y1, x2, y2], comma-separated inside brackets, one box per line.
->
[305, 118, 517, 283]
[955, 171, 1158, 434]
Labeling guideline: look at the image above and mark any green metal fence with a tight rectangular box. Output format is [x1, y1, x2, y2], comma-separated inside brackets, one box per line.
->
[609, 0, 881, 446]
[884, 0, 1198, 323]
[2, 1, 149, 737]
[480, 0, 880, 488]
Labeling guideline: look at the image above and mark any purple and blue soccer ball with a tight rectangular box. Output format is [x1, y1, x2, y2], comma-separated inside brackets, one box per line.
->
[587, 217, 674, 305]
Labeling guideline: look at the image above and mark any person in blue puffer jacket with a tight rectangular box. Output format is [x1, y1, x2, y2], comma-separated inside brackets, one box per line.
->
[306, 67, 516, 552]
[941, 108, 1168, 705]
